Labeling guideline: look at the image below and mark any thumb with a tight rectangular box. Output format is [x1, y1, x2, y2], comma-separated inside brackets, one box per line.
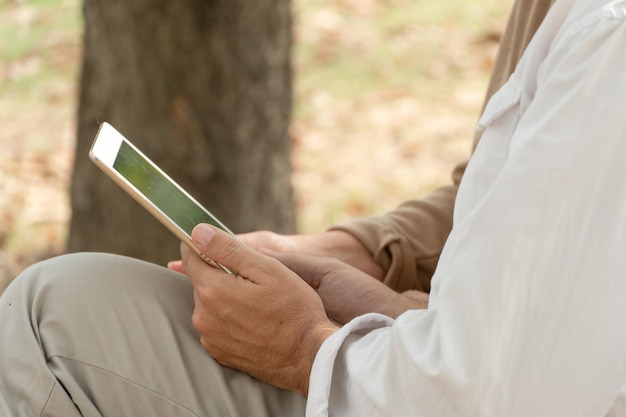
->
[191, 224, 277, 279]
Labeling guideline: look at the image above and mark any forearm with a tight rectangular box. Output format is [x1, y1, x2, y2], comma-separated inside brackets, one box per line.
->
[330, 181, 459, 293]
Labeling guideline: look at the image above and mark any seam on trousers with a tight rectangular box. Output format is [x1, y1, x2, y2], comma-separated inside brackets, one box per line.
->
[40, 380, 58, 417]
[47, 355, 200, 417]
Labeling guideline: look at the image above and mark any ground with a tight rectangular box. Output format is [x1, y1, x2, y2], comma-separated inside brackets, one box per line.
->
[0, 0, 512, 292]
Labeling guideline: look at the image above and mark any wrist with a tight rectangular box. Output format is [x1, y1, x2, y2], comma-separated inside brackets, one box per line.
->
[297, 321, 339, 396]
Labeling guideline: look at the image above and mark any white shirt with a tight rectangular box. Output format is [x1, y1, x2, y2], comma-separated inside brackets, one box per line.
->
[307, 1, 626, 416]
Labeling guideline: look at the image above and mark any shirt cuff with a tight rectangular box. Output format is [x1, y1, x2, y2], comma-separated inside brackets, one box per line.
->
[306, 313, 394, 417]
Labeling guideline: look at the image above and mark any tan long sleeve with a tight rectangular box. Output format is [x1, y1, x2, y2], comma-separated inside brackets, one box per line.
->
[330, 0, 555, 292]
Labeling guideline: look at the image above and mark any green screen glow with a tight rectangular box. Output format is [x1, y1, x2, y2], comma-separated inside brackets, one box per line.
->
[112, 141, 225, 237]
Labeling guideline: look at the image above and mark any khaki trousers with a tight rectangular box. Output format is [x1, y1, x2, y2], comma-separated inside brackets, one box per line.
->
[0, 253, 306, 417]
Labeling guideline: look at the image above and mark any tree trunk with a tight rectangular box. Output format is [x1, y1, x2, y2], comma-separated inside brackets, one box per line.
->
[67, 0, 295, 264]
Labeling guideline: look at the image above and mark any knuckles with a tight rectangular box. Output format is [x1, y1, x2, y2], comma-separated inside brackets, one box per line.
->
[194, 284, 218, 305]
[191, 286, 220, 333]
[191, 308, 206, 334]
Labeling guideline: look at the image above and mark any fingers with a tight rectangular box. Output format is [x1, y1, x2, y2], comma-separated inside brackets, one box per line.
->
[167, 260, 185, 273]
[265, 251, 342, 290]
[237, 230, 295, 253]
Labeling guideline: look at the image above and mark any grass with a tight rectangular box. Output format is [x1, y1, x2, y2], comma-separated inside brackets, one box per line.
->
[291, 0, 512, 230]
[294, 0, 509, 98]
[0, 0, 513, 291]
[0, 0, 81, 290]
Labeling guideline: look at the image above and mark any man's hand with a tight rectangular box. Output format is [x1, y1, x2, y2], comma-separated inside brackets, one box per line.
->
[239, 230, 386, 279]
[268, 251, 429, 325]
[181, 224, 338, 396]
[171, 229, 385, 280]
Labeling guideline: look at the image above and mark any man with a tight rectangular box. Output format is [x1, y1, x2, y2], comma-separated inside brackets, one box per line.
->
[4, 0, 626, 416]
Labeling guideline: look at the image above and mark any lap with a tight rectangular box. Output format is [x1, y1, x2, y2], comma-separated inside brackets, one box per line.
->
[0, 253, 305, 417]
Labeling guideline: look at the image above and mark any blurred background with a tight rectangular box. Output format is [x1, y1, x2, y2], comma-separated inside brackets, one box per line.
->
[0, 0, 512, 291]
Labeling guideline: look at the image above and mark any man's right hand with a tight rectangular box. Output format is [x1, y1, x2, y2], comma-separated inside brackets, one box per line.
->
[238, 230, 386, 280]
[265, 250, 428, 325]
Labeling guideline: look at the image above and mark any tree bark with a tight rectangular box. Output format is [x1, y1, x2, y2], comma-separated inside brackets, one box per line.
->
[67, 0, 295, 264]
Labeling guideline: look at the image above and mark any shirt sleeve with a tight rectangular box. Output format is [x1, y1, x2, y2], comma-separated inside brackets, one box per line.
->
[307, 11, 626, 417]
